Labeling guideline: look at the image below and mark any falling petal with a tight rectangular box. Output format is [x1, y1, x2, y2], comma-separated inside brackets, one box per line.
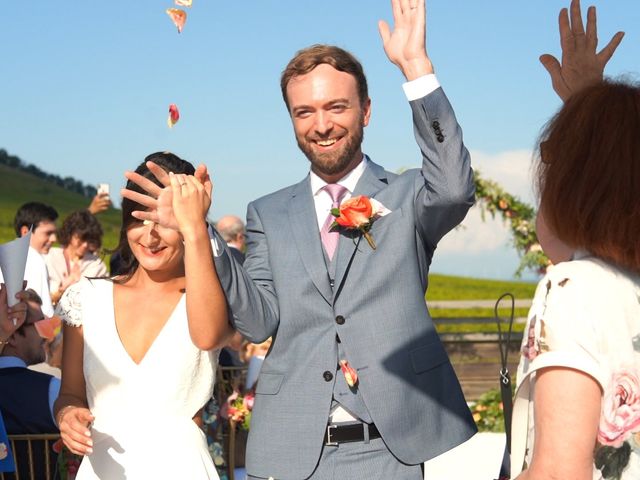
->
[34, 315, 62, 340]
[175, 0, 192, 6]
[167, 104, 180, 128]
[339, 360, 358, 387]
[166, 8, 187, 33]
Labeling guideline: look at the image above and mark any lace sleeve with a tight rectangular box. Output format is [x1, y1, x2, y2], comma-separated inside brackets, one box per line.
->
[55, 282, 83, 327]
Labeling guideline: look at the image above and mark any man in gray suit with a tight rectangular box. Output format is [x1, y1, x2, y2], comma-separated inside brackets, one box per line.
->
[125, 0, 476, 477]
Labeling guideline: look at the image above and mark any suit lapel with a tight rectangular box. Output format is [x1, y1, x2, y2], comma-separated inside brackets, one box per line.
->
[288, 177, 333, 304]
[333, 159, 389, 297]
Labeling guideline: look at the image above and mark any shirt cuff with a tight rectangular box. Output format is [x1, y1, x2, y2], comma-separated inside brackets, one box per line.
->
[402, 74, 440, 101]
[208, 224, 222, 257]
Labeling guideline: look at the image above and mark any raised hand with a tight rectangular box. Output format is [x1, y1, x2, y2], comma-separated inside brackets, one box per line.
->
[0, 284, 28, 344]
[378, 0, 432, 81]
[541, 0, 624, 101]
[58, 406, 95, 455]
[87, 193, 111, 215]
[169, 173, 212, 237]
[121, 161, 212, 231]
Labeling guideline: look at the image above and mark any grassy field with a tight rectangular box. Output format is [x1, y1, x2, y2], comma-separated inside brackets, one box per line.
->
[426, 273, 536, 301]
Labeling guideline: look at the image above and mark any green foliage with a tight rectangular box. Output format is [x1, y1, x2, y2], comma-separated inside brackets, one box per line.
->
[427, 274, 536, 301]
[434, 322, 526, 334]
[430, 307, 529, 319]
[0, 163, 122, 253]
[470, 387, 511, 432]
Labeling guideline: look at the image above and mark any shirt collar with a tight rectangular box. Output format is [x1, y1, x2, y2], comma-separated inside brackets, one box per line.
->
[0, 356, 27, 369]
[309, 156, 368, 197]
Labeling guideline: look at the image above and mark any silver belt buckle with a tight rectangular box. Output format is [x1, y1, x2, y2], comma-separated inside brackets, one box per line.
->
[326, 425, 338, 446]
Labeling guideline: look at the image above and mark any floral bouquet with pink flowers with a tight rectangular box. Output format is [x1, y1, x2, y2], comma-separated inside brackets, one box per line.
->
[220, 389, 255, 431]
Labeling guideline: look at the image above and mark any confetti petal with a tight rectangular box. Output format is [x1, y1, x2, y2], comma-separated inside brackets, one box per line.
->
[34, 315, 61, 340]
[175, 0, 192, 6]
[166, 8, 187, 33]
[339, 360, 358, 387]
[168, 104, 180, 128]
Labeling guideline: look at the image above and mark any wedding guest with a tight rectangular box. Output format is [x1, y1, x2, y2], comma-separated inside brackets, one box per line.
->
[0, 202, 58, 317]
[0, 284, 60, 480]
[216, 215, 246, 264]
[54, 152, 232, 479]
[45, 210, 108, 305]
[0, 285, 59, 434]
[511, 2, 638, 479]
[125, 0, 476, 477]
[20, 289, 63, 378]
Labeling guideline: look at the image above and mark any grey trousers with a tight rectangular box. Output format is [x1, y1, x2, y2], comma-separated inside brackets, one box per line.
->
[247, 436, 424, 480]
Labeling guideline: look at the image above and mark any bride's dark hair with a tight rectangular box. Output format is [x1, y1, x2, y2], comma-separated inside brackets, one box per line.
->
[112, 152, 195, 281]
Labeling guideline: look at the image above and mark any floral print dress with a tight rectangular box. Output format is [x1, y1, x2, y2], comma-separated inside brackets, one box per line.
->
[511, 252, 640, 480]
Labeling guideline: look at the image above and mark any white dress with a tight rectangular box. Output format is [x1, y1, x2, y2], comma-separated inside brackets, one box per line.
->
[56, 278, 220, 480]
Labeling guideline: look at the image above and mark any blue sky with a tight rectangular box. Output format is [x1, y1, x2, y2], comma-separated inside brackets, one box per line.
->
[2, 1, 639, 280]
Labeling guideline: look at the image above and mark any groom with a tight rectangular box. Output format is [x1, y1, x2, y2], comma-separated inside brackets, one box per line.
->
[126, 0, 476, 477]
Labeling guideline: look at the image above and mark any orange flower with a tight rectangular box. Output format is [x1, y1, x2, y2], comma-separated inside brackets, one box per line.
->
[335, 196, 373, 229]
[166, 8, 187, 33]
[339, 360, 358, 387]
[498, 199, 509, 210]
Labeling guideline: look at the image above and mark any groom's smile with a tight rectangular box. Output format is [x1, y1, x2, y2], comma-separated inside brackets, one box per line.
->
[286, 63, 371, 182]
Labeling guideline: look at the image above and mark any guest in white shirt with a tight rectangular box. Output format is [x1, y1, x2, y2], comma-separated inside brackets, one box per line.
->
[0, 202, 58, 317]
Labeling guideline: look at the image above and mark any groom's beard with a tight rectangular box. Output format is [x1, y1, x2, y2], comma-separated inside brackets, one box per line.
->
[297, 121, 365, 177]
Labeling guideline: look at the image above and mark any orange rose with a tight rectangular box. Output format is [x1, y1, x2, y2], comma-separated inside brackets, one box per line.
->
[335, 196, 373, 229]
[339, 360, 359, 387]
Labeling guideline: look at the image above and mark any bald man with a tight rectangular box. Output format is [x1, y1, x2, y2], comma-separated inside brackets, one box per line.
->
[216, 215, 245, 264]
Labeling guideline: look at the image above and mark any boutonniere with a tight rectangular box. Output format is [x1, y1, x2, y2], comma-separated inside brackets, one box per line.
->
[331, 196, 391, 250]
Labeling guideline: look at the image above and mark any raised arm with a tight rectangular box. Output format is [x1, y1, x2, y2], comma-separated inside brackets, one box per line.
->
[169, 172, 233, 350]
[540, 0, 624, 101]
[378, 0, 432, 81]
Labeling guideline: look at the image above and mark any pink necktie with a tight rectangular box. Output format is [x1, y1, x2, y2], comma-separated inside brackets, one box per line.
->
[320, 184, 348, 260]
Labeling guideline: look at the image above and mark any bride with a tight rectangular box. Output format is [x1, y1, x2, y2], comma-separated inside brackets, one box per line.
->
[54, 152, 232, 479]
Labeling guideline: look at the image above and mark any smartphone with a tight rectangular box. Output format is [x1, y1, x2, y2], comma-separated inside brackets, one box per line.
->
[97, 183, 110, 199]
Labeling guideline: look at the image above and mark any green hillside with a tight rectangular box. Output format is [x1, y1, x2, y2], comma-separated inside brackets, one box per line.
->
[0, 163, 121, 249]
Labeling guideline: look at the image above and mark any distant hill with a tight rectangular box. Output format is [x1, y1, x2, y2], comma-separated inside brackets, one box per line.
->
[0, 163, 121, 249]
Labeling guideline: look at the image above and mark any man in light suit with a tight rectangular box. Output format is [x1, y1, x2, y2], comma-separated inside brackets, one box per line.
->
[125, 0, 476, 477]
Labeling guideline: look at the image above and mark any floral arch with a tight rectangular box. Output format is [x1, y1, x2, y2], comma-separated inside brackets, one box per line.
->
[474, 171, 549, 276]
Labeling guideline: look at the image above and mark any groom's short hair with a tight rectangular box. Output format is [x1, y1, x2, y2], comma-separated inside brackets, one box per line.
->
[280, 44, 369, 111]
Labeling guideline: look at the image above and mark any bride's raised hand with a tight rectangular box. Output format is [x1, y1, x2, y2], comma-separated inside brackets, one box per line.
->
[170, 173, 212, 238]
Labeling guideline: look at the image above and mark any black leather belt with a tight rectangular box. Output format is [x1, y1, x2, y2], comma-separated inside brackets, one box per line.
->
[324, 423, 381, 446]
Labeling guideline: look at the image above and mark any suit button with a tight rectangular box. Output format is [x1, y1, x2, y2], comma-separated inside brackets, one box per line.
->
[335, 315, 345, 325]
[432, 120, 440, 128]
[323, 371, 334, 382]
[437, 135, 445, 143]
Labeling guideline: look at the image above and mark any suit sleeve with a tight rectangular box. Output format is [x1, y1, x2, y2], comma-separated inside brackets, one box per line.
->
[213, 201, 279, 343]
[411, 87, 475, 250]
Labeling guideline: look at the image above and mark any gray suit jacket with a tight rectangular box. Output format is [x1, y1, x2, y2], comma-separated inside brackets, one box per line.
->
[214, 87, 477, 479]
